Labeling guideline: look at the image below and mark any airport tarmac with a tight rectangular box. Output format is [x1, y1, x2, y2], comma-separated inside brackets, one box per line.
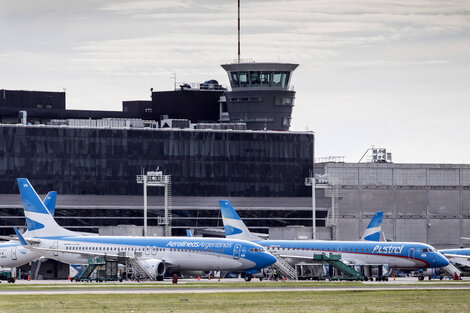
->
[0, 277, 469, 295]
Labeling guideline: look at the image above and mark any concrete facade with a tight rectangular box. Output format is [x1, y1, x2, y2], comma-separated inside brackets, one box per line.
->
[315, 162, 470, 248]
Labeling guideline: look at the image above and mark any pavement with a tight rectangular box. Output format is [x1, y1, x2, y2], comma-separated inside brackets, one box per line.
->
[0, 277, 469, 295]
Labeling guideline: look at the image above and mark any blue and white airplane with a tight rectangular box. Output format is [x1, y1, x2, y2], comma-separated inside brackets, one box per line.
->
[0, 191, 57, 270]
[219, 200, 449, 271]
[13, 179, 276, 280]
[350, 211, 469, 274]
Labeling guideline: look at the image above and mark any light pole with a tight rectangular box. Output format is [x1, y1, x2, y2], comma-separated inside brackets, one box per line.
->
[305, 173, 316, 240]
[136, 169, 172, 236]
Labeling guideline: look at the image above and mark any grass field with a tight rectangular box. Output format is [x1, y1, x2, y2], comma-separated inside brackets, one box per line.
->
[0, 280, 470, 290]
[0, 290, 469, 312]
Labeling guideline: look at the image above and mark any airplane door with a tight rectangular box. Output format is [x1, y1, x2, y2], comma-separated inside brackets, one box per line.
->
[152, 246, 157, 255]
[11, 247, 17, 260]
[408, 248, 415, 259]
[53, 241, 59, 256]
[145, 246, 150, 255]
[233, 244, 241, 259]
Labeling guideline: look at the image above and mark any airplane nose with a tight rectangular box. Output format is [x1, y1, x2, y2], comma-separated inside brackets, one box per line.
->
[439, 254, 450, 267]
[259, 252, 277, 268]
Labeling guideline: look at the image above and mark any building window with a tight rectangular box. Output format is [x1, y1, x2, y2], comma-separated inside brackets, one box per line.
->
[145, 108, 152, 113]
[275, 97, 294, 106]
[36, 104, 43, 109]
[46, 104, 52, 109]
[282, 117, 291, 127]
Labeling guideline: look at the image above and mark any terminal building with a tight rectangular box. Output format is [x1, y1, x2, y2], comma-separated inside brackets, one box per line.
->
[0, 62, 469, 279]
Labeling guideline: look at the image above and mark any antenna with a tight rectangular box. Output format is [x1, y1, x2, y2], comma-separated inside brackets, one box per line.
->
[238, 0, 240, 63]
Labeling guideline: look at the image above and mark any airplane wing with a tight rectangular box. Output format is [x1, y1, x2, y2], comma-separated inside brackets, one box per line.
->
[14, 227, 119, 258]
[13, 228, 174, 265]
[443, 253, 470, 259]
[0, 235, 41, 243]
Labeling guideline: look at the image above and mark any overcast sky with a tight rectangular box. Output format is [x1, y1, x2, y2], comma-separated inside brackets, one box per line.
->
[1, 0, 470, 163]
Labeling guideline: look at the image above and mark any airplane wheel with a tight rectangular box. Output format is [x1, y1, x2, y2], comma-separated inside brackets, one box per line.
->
[7, 278, 15, 283]
[244, 276, 252, 282]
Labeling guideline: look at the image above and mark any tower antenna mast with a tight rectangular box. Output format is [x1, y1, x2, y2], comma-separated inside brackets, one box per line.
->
[238, 0, 241, 63]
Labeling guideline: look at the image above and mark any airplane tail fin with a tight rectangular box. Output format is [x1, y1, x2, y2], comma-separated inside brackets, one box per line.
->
[17, 178, 77, 237]
[219, 200, 262, 241]
[43, 191, 57, 216]
[360, 211, 383, 241]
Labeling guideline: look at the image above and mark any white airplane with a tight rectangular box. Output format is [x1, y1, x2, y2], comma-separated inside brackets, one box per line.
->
[219, 200, 449, 273]
[0, 191, 57, 276]
[13, 179, 276, 281]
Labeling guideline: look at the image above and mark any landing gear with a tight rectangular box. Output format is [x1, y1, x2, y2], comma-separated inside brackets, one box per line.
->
[7, 278, 15, 283]
[244, 275, 252, 282]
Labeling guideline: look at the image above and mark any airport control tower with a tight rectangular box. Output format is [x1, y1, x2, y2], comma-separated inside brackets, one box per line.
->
[220, 62, 298, 131]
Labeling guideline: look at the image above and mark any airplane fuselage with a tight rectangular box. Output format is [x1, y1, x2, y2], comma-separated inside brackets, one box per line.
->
[30, 236, 276, 272]
[258, 240, 449, 269]
[0, 242, 41, 268]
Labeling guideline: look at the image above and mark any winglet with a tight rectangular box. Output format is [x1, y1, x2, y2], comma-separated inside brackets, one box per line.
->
[43, 191, 57, 216]
[186, 229, 193, 237]
[14, 227, 28, 247]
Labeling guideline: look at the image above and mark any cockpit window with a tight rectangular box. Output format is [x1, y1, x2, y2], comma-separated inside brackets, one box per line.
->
[249, 248, 265, 253]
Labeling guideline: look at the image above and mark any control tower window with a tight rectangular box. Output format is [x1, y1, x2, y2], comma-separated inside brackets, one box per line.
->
[250, 71, 261, 87]
[230, 72, 239, 87]
[273, 72, 290, 88]
[239, 72, 249, 87]
[260, 72, 272, 87]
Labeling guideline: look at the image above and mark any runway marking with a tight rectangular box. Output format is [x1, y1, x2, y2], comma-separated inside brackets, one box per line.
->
[1, 285, 470, 295]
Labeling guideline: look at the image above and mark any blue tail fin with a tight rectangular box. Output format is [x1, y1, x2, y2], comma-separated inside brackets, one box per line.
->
[43, 191, 57, 216]
[17, 178, 76, 237]
[219, 200, 262, 241]
[361, 212, 383, 241]
[186, 229, 193, 237]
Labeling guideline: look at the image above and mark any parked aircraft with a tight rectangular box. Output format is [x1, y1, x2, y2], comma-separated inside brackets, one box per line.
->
[14, 179, 276, 281]
[219, 200, 449, 272]
[0, 191, 57, 273]
[348, 210, 467, 276]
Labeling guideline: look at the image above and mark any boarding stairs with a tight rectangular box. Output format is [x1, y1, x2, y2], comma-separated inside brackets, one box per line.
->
[313, 253, 363, 280]
[442, 263, 462, 278]
[128, 257, 156, 280]
[272, 253, 298, 280]
[30, 260, 42, 280]
[76, 257, 105, 281]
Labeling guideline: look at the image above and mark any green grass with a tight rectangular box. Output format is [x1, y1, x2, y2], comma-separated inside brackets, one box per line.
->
[0, 280, 470, 290]
[0, 290, 469, 312]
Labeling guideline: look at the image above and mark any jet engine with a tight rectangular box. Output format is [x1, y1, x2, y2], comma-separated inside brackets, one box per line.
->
[139, 259, 166, 277]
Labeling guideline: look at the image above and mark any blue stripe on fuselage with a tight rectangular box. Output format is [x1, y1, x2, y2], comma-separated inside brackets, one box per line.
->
[37, 236, 243, 257]
[255, 240, 437, 267]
